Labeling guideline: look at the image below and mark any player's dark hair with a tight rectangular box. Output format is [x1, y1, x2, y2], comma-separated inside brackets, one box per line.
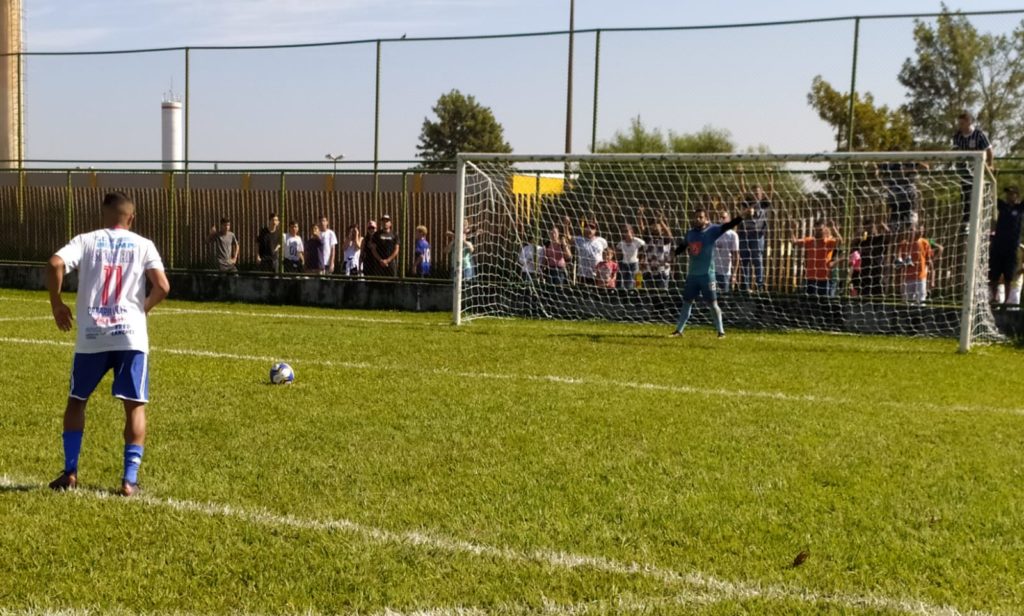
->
[269, 212, 278, 219]
[693, 208, 707, 217]
[958, 110, 973, 122]
[220, 217, 231, 225]
[102, 191, 133, 210]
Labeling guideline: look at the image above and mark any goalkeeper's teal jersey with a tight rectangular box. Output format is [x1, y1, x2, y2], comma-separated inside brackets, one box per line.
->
[684, 224, 726, 278]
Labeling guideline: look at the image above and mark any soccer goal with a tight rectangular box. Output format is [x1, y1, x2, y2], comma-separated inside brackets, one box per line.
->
[451, 152, 1001, 352]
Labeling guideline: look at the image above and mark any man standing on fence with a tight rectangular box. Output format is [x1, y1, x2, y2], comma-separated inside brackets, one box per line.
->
[208, 217, 239, 272]
[45, 191, 170, 497]
[953, 111, 994, 229]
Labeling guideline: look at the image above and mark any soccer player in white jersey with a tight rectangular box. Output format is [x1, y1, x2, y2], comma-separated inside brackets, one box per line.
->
[45, 192, 170, 497]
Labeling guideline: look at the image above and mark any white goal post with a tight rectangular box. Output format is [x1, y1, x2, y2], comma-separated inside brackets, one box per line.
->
[452, 152, 1002, 352]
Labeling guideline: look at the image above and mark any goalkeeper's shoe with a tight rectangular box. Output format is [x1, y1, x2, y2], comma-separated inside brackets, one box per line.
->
[48, 471, 78, 491]
[669, 331, 683, 337]
[718, 332, 726, 339]
[119, 482, 141, 498]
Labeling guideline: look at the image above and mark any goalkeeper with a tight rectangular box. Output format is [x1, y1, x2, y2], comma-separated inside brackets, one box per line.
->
[670, 208, 744, 338]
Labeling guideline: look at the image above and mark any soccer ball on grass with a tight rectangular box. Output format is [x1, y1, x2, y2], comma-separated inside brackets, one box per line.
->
[269, 362, 295, 385]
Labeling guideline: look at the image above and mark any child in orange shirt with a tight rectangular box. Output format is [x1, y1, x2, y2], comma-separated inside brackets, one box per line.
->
[792, 220, 842, 296]
[897, 224, 933, 303]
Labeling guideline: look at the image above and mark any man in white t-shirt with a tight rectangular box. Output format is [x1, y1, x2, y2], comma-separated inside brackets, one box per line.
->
[712, 210, 740, 293]
[572, 221, 608, 285]
[46, 192, 170, 497]
[319, 215, 339, 274]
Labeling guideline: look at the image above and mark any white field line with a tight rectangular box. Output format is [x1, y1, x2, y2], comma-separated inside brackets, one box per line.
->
[0, 590, 728, 616]
[0, 316, 53, 322]
[0, 336, 1020, 417]
[0, 337, 371, 370]
[0, 297, 417, 324]
[0, 476, 995, 616]
[156, 307, 412, 325]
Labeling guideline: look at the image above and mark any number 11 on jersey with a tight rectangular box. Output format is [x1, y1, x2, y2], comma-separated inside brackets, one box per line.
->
[101, 265, 123, 306]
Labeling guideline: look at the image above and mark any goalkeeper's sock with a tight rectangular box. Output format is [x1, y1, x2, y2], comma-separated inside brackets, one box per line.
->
[674, 301, 693, 333]
[123, 444, 144, 484]
[711, 302, 724, 335]
[62, 431, 83, 473]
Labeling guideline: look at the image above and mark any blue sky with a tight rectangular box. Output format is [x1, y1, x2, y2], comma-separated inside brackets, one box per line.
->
[21, 1, 1024, 167]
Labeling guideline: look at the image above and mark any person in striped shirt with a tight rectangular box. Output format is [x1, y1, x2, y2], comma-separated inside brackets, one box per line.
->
[953, 111, 994, 226]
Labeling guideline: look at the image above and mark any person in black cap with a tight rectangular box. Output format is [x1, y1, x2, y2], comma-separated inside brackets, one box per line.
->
[359, 219, 377, 276]
[368, 213, 400, 277]
[991, 185, 1024, 303]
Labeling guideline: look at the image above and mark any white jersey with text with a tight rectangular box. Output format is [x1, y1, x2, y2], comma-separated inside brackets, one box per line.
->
[55, 228, 164, 353]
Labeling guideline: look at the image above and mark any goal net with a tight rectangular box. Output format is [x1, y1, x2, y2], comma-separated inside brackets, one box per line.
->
[452, 153, 1002, 352]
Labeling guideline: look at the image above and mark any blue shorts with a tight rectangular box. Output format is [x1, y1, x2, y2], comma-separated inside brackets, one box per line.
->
[70, 351, 149, 403]
[682, 276, 716, 303]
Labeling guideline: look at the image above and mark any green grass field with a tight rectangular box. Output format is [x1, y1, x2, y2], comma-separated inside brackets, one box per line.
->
[1, 287, 1022, 615]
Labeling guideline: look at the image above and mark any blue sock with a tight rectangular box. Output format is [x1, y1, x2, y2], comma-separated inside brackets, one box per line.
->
[711, 303, 724, 335]
[674, 301, 693, 333]
[123, 444, 144, 484]
[62, 431, 83, 473]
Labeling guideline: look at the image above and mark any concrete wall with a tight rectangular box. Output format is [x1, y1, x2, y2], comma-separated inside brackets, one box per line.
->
[0, 263, 453, 313]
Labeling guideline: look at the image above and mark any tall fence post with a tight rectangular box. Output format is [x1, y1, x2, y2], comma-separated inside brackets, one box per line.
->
[841, 17, 861, 297]
[65, 170, 73, 243]
[168, 170, 176, 269]
[279, 171, 287, 274]
[846, 17, 860, 154]
[374, 39, 382, 210]
[184, 47, 192, 269]
[400, 171, 408, 279]
[565, 0, 575, 154]
[591, 29, 601, 154]
[15, 48, 23, 260]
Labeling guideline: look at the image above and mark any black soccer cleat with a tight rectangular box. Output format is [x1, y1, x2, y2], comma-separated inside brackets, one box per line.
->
[48, 471, 78, 491]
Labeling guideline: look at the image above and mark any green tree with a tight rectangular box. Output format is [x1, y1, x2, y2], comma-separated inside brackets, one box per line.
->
[595, 116, 734, 154]
[595, 115, 668, 153]
[668, 126, 735, 154]
[807, 76, 914, 151]
[564, 117, 804, 235]
[898, 7, 1024, 152]
[416, 89, 512, 169]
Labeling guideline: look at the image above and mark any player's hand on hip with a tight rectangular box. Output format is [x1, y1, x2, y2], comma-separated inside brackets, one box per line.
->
[51, 302, 73, 331]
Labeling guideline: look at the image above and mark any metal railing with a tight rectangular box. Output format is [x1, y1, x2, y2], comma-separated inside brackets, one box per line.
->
[3, 9, 1024, 174]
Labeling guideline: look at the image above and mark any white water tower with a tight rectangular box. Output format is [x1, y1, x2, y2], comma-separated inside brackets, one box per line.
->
[161, 91, 183, 170]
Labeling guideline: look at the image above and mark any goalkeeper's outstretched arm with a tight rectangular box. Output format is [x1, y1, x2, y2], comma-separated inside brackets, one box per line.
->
[722, 214, 745, 233]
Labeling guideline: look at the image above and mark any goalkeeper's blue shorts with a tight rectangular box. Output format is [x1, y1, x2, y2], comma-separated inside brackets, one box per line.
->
[682, 275, 716, 303]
